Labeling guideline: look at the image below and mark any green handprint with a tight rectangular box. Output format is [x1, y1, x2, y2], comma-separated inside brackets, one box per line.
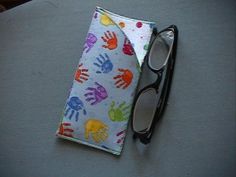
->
[108, 101, 131, 122]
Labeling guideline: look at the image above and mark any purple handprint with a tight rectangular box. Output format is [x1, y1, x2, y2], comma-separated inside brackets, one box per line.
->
[83, 33, 97, 53]
[84, 82, 108, 105]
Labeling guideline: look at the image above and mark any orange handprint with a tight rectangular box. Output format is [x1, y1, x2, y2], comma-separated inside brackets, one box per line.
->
[74, 63, 89, 83]
[113, 68, 133, 89]
[101, 31, 118, 50]
[58, 122, 74, 138]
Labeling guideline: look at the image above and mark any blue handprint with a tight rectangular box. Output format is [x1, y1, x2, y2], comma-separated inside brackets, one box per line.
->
[93, 53, 113, 74]
[64, 96, 87, 121]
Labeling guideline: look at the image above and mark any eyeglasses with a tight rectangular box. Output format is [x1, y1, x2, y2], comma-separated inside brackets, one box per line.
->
[131, 25, 178, 144]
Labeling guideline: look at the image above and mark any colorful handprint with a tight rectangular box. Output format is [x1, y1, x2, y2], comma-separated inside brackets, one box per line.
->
[108, 101, 131, 122]
[122, 37, 134, 56]
[101, 31, 118, 50]
[84, 119, 108, 143]
[100, 14, 114, 26]
[83, 33, 97, 53]
[94, 53, 113, 74]
[116, 128, 126, 145]
[84, 82, 108, 105]
[58, 122, 74, 138]
[74, 63, 89, 83]
[113, 68, 133, 89]
[94, 12, 98, 19]
[64, 96, 87, 121]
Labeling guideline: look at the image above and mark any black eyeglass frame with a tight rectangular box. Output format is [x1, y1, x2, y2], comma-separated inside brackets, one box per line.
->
[131, 25, 178, 144]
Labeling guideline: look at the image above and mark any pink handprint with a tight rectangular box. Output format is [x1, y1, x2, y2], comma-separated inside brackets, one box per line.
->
[84, 82, 108, 105]
[74, 63, 89, 83]
[113, 68, 133, 89]
[122, 37, 134, 56]
[116, 129, 126, 145]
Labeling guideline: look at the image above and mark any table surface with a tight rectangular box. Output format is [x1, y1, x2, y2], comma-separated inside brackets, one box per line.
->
[0, 0, 235, 177]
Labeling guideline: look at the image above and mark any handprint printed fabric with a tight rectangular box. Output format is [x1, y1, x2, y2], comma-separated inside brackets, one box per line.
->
[108, 101, 131, 121]
[101, 31, 118, 50]
[114, 68, 133, 89]
[100, 14, 114, 26]
[123, 37, 134, 56]
[56, 6, 156, 155]
[115, 125, 127, 146]
[64, 96, 87, 121]
[94, 53, 113, 74]
[116, 129, 126, 145]
[84, 82, 108, 105]
[84, 119, 108, 143]
[74, 63, 89, 83]
[58, 122, 74, 137]
[83, 33, 97, 53]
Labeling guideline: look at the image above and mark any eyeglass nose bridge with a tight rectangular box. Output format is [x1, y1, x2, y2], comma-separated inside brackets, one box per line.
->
[152, 71, 163, 88]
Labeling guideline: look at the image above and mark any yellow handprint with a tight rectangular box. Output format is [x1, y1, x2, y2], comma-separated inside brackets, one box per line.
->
[84, 119, 108, 143]
[100, 14, 114, 26]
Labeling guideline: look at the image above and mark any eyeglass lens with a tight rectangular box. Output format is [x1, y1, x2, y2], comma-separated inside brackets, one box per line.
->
[133, 88, 159, 132]
[149, 30, 174, 70]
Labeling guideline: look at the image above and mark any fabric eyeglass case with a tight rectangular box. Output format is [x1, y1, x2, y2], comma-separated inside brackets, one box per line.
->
[56, 6, 156, 155]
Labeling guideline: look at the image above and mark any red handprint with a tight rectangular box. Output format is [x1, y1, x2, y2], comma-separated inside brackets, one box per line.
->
[101, 31, 118, 50]
[122, 37, 134, 56]
[113, 68, 133, 89]
[74, 63, 89, 83]
[58, 122, 74, 137]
